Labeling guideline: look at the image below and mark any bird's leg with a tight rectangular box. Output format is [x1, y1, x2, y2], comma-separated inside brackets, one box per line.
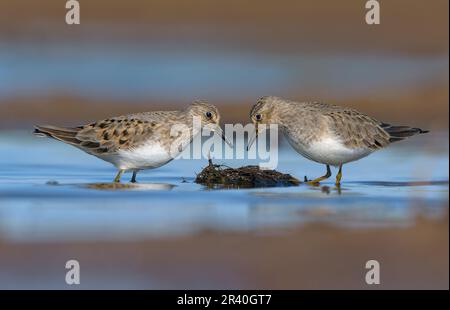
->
[307, 165, 332, 185]
[130, 171, 138, 183]
[207, 150, 213, 167]
[335, 164, 343, 186]
[113, 169, 124, 183]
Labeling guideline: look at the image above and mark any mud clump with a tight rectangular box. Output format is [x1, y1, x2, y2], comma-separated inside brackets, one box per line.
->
[195, 160, 301, 188]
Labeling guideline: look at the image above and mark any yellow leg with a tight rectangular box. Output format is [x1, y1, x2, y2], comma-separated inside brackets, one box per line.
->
[307, 165, 332, 185]
[336, 164, 343, 186]
[114, 170, 124, 183]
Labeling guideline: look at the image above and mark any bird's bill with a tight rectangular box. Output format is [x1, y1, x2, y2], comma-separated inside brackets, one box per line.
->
[214, 125, 233, 147]
[246, 126, 258, 151]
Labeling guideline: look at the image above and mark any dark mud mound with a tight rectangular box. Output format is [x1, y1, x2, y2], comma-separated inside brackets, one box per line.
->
[195, 161, 300, 188]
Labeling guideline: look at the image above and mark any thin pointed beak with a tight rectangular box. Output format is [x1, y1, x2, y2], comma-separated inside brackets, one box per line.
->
[246, 125, 258, 151]
[215, 125, 233, 148]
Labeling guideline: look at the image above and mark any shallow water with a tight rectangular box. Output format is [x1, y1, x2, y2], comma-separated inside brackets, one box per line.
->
[0, 131, 448, 242]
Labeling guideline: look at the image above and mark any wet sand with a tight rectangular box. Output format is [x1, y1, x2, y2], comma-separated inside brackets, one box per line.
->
[1, 81, 448, 129]
[0, 213, 448, 289]
[0, 78, 449, 130]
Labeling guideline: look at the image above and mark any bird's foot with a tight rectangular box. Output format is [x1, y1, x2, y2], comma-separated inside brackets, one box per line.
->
[306, 180, 321, 186]
[306, 176, 328, 186]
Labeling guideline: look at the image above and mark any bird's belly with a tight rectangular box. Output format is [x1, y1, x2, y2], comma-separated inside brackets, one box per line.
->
[104, 142, 173, 170]
[290, 137, 372, 166]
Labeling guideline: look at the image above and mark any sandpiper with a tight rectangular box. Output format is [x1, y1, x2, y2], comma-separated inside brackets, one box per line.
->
[248, 96, 429, 185]
[34, 101, 231, 183]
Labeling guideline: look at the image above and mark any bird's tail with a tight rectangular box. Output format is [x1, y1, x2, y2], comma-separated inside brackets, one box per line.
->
[381, 123, 429, 143]
[33, 125, 82, 145]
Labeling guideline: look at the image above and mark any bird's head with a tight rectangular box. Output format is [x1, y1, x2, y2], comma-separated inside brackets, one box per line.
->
[186, 101, 232, 147]
[247, 96, 282, 149]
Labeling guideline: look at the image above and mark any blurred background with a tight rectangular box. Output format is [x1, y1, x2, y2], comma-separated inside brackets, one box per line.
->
[0, 0, 448, 289]
[0, 0, 448, 128]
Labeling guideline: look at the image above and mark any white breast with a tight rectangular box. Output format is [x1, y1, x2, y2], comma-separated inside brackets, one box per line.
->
[288, 136, 373, 166]
[104, 142, 173, 171]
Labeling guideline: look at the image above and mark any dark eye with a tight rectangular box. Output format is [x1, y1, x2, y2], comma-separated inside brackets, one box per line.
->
[255, 114, 262, 121]
[205, 111, 213, 119]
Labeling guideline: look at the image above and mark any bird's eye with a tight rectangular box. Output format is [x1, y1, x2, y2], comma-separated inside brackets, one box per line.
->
[255, 114, 262, 121]
[205, 111, 213, 119]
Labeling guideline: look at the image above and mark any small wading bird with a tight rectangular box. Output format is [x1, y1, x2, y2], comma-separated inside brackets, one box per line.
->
[248, 96, 429, 186]
[34, 101, 231, 183]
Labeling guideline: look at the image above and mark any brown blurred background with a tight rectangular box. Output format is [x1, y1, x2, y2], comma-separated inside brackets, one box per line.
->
[0, 0, 448, 129]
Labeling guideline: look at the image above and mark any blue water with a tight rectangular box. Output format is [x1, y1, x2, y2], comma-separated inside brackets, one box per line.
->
[0, 131, 448, 242]
[0, 41, 448, 101]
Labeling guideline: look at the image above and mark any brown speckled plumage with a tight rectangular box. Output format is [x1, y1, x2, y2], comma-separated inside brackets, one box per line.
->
[73, 111, 185, 155]
[35, 102, 221, 155]
[34, 101, 224, 182]
[34, 111, 183, 156]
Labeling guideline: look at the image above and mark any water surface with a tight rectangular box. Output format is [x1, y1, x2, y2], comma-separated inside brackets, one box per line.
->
[0, 131, 447, 242]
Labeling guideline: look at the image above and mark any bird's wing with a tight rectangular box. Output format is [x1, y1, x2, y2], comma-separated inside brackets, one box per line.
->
[76, 111, 181, 155]
[35, 111, 181, 156]
[322, 106, 390, 150]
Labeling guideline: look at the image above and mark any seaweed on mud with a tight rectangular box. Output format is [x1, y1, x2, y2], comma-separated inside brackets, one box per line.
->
[195, 160, 301, 188]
